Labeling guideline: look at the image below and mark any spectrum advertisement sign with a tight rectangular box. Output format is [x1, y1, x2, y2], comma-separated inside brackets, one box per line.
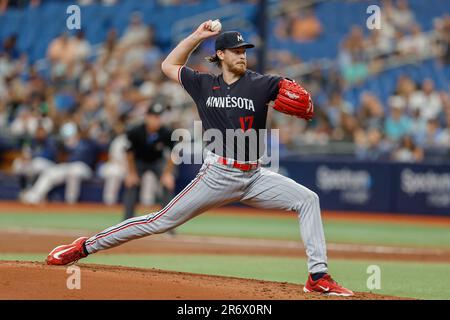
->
[174, 160, 448, 216]
[281, 160, 393, 212]
[395, 164, 450, 215]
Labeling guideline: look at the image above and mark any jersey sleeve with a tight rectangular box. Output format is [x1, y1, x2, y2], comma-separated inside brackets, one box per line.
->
[179, 65, 202, 101]
[265, 74, 284, 102]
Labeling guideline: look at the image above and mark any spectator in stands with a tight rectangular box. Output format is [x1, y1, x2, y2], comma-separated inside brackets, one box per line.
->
[143, 36, 163, 70]
[1, 34, 20, 60]
[0, 0, 40, 12]
[409, 78, 442, 121]
[98, 28, 119, 67]
[12, 124, 57, 191]
[432, 15, 449, 64]
[71, 31, 92, 63]
[9, 106, 36, 139]
[390, 0, 415, 32]
[379, 0, 397, 41]
[343, 26, 365, 63]
[77, 92, 113, 147]
[0, 100, 7, 135]
[301, 64, 327, 97]
[325, 91, 354, 129]
[397, 24, 431, 58]
[274, 11, 293, 40]
[436, 112, 450, 149]
[365, 29, 394, 61]
[412, 116, 449, 163]
[78, 62, 98, 93]
[120, 12, 150, 48]
[20, 125, 99, 205]
[355, 127, 390, 161]
[52, 88, 77, 115]
[392, 75, 415, 106]
[384, 99, 411, 142]
[322, 68, 345, 96]
[439, 15, 450, 64]
[357, 92, 385, 130]
[275, 7, 323, 43]
[438, 93, 450, 126]
[9, 102, 53, 141]
[47, 32, 76, 70]
[410, 109, 427, 144]
[332, 111, 359, 143]
[289, 8, 323, 42]
[308, 111, 332, 145]
[339, 26, 369, 84]
[416, 118, 445, 149]
[2, 72, 29, 120]
[121, 28, 158, 73]
[268, 50, 302, 73]
[391, 134, 423, 162]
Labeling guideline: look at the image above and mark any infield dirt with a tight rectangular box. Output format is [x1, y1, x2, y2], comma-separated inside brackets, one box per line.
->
[0, 261, 405, 300]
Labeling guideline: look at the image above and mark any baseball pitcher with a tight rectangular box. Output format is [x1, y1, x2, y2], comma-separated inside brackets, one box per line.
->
[46, 20, 353, 296]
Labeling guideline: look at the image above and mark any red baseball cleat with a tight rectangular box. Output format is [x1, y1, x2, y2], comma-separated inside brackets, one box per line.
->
[303, 274, 354, 296]
[46, 237, 89, 266]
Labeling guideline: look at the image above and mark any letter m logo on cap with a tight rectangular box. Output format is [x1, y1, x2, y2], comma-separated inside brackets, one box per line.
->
[237, 34, 244, 42]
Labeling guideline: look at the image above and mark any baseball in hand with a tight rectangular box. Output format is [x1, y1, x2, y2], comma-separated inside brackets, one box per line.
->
[210, 19, 222, 32]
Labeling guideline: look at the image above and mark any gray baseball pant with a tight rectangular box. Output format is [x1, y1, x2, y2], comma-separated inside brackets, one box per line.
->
[84, 152, 328, 274]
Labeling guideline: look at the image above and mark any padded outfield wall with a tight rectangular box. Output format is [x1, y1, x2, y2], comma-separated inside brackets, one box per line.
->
[0, 160, 449, 216]
[174, 160, 450, 216]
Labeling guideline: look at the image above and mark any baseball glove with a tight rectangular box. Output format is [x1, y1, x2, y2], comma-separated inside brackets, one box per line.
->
[273, 78, 314, 120]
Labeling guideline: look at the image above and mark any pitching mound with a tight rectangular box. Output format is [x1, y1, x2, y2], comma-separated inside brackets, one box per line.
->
[0, 261, 402, 300]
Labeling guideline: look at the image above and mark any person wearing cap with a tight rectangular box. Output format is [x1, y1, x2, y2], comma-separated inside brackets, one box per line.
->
[159, 21, 352, 295]
[48, 21, 354, 297]
[122, 102, 176, 221]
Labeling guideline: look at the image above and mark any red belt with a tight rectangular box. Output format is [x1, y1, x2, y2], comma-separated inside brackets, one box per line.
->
[217, 157, 259, 171]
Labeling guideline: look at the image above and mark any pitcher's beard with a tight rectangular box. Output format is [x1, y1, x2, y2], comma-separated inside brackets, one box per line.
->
[229, 62, 246, 76]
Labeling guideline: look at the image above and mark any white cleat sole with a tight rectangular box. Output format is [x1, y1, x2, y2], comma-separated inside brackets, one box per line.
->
[303, 286, 354, 297]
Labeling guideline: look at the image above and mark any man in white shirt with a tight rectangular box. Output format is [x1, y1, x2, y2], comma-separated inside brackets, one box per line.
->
[409, 78, 442, 121]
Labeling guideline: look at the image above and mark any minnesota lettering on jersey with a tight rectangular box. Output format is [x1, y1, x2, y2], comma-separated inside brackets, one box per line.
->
[206, 96, 255, 112]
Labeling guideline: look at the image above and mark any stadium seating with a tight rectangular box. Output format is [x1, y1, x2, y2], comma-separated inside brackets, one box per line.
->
[0, 0, 448, 205]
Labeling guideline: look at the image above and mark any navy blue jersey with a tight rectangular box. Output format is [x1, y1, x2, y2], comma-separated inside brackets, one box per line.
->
[67, 138, 99, 169]
[179, 66, 282, 161]
[29, 138, 57, 162]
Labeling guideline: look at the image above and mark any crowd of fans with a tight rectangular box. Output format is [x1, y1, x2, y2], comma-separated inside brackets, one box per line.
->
[0, 0, 449, 198]
[268, 0, 450, 162]
[0, 0, 255, 12]
[337, 0, 450, 85]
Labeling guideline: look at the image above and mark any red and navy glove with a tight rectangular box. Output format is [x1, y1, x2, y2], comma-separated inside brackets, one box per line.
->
[273, 78, 314, 121]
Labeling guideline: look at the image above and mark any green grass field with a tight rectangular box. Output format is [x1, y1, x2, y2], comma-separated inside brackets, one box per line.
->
[1, 209, 450, 299]
[1, 211, 450, 248]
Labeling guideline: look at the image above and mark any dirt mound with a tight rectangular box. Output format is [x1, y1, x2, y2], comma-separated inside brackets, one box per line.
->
[0, 261, 403, 300]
